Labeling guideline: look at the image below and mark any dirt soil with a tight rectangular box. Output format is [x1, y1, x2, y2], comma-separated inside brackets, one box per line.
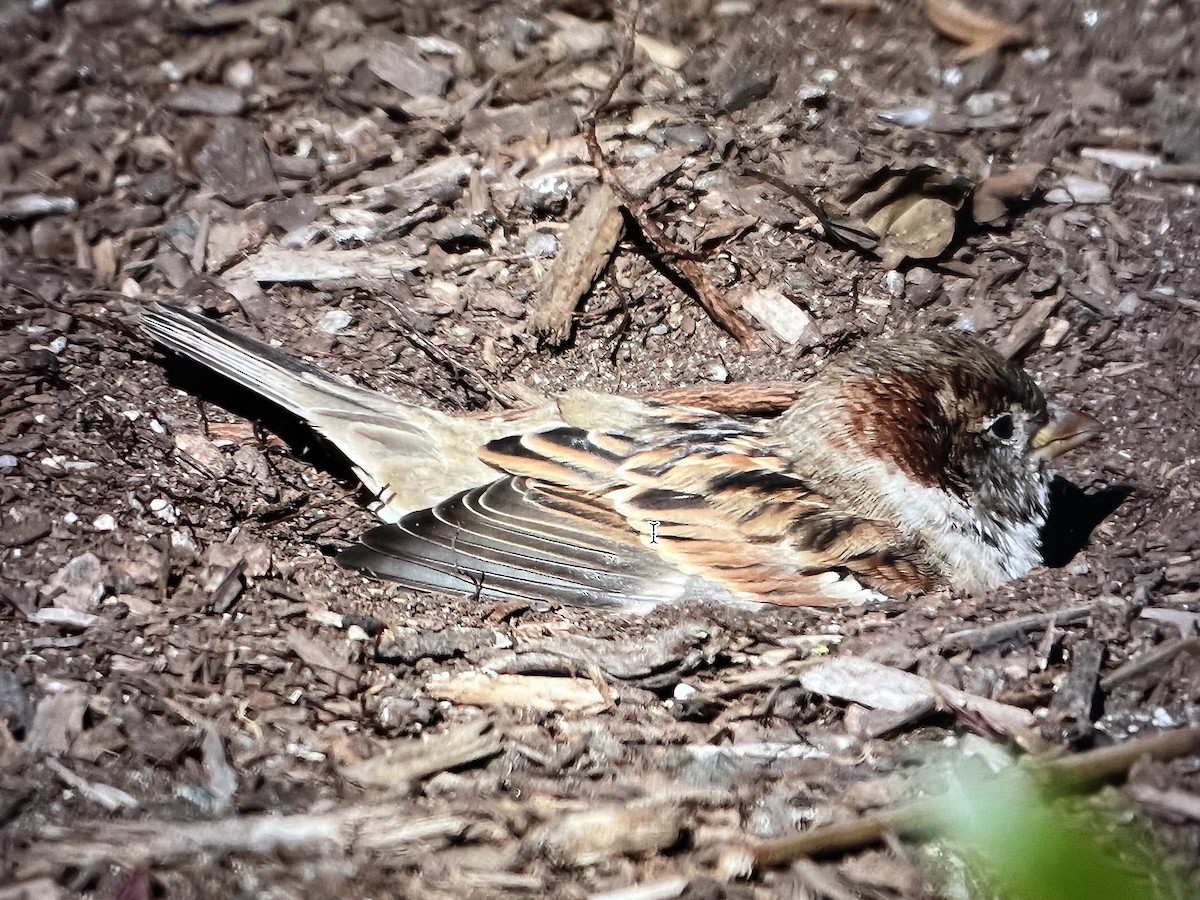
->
[2, 0, 1200, 897]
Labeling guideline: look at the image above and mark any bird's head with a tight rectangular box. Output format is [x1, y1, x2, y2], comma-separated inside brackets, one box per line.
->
[785, 331, 1097, 583]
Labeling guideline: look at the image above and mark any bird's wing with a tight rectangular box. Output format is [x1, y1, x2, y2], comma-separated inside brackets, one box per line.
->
[340, 406, 940, 608]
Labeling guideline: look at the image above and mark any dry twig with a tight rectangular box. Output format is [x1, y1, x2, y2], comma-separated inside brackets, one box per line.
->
[580, 0, 760, 348]
[743, 727, 1200, 870]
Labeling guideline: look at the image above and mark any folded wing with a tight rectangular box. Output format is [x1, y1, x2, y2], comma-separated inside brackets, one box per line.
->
[340, 406, 939, 608]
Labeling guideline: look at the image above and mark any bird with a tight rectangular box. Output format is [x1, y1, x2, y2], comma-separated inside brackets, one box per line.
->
[138, 303, 1097, 611]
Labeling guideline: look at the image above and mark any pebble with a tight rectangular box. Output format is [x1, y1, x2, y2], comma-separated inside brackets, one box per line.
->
[705, 362, 730, 383]
[223, 59, 256, 92]
[524, 231, 558, 258]
[673, 682, 698, 701]
[317, 310, 354, 334]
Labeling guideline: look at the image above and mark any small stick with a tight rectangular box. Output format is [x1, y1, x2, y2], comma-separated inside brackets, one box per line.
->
[938, 604, 1096, 651]
[746, 726, 1200, 869]
[752, 805, 936, 867]
[1099, 637, 1200, 691]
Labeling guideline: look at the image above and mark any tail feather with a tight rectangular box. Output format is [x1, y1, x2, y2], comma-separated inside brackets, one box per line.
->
[138, 303, 398, 420]
[138, 303, 536, 517]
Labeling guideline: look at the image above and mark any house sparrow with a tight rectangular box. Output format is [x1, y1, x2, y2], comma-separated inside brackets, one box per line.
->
[139, 304, 1096, 610]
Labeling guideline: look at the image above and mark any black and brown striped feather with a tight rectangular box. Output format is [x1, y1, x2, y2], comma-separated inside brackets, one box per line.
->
[342, 407, 934, 607]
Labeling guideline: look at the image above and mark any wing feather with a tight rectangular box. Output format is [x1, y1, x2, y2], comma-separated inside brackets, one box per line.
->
[341, 404, 939, 607]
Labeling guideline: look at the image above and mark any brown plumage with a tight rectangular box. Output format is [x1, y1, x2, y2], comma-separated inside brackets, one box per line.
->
[139, 304, 1096, 611]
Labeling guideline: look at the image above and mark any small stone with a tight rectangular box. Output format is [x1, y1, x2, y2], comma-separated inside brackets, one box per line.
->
[1116, 292, 1141, 316]
[705, 362, 730, 383]
[1041, 316, 1071, 348]
[223, 59, 256, 92]
[673, 682, 698, 701]
[92, 514, 117, 532]
[318, 310, 354, 334]
[43, 552, 107, 611]
[963, 91, 1010, 117]
[524, 231, 559, 258]
[149, 498, 179, 524]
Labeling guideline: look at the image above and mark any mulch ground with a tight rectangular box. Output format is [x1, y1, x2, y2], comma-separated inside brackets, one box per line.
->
[2, 0, 1199, 897]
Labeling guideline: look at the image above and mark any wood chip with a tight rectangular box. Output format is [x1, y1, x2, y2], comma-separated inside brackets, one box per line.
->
[193, 118, 278, 206]
[529, 184, 625, 344]
[341, 719, 503, 790]
[41, 553, 106, 612]
[426, 672, 609, 713]
[1045, 176, 1111, 205]
[201, 723, 238, 812]
[939, 603, 1095, 651]
[1100, 637, 1200, 691]
[528, 805, 685, 866]
[26, 684, 89, 755]
[0, 195, 78, 221]
[799, 657, 1037, 739]
[168, 84, 245, 117]
[284, 628, 362, 695]
[635, 34, 688, 70]
[44, 758, 139, 812]
[1128, 784, 1200, 821]
[738, 287, 814, 345]
[1046, 640, 1104, 740]
[1080, 147, 1163, 172]
[0, 878, 61, 900]
[365, 36, 452, 98]
[226, 247, 422, 283]
[25, 807, 471, 867]
[995, 291, 1063, 359]
[590, 877, 690, 900]
[27, 607, 99, 629]
[495, 623, 710, 681]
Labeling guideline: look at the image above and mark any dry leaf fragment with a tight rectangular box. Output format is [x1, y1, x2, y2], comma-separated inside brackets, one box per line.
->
[923, 0, 1029, 61]
[866, 196, 958, 269]
[971, 163, 1043, 224]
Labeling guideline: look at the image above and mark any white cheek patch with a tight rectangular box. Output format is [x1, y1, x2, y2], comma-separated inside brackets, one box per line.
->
[849, 456, 1046, 591]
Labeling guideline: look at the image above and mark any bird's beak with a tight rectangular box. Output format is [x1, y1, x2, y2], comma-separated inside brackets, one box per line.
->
[1030, 409, 1099, 461]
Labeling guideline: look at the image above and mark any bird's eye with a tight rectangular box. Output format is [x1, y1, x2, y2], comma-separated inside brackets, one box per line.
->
[987, 413, 1015, 440]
